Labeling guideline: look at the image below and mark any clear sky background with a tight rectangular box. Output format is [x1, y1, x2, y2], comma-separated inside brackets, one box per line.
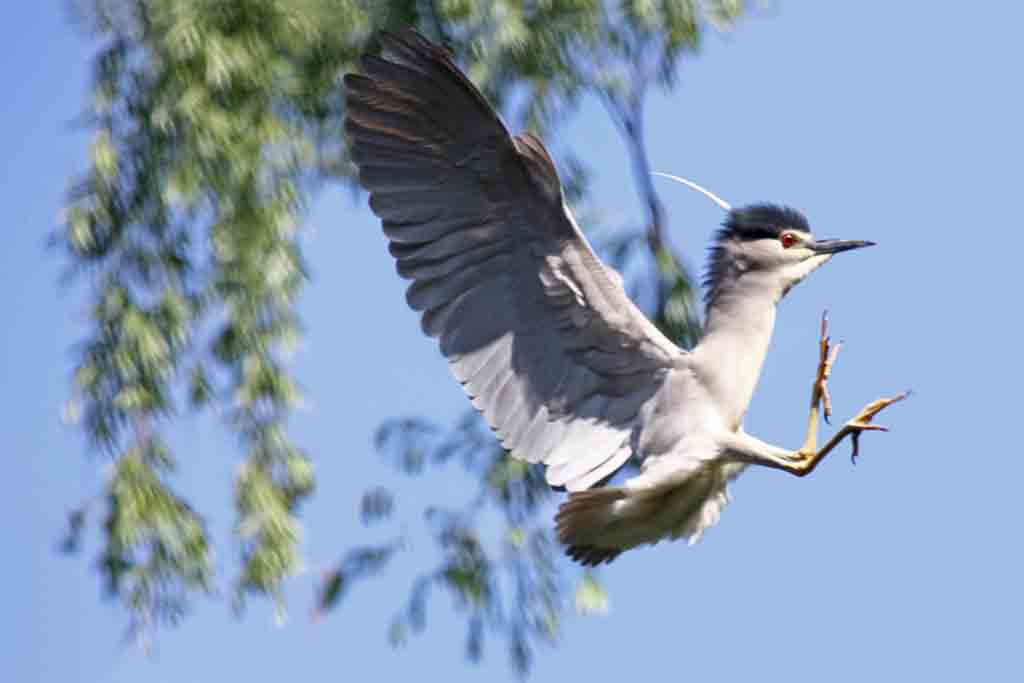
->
[4, 3, 1023, 682]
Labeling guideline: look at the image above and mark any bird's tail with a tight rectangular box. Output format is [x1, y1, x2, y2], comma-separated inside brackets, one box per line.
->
[555, 487, 630, 566]
[555, 470, 735, 565]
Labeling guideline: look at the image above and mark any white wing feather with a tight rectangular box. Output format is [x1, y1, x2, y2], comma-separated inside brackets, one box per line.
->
[345, 31, 684, 490]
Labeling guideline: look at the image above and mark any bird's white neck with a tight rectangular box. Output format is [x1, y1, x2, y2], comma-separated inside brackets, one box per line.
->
[693, 272, 785, 430]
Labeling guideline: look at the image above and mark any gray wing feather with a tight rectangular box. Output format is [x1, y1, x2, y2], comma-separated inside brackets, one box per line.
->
[345, 30, 683, 490]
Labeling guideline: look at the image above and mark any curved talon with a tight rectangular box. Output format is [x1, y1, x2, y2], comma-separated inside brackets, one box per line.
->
[848, 429, 885, 463]
[846, 392, 908, 464]
[796, 314, 908, 476]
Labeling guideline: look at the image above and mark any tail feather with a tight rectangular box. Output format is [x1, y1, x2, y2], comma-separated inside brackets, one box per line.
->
[566, 544, 621, 566]
[555, 488, 629, 566]
[555, 467, 738, 565]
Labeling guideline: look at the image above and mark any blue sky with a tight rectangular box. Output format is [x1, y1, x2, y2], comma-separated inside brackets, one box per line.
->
[4, 3, 1023, 681]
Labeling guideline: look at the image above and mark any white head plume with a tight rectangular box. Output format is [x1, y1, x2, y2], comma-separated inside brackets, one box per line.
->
[652, 172, 732, 211]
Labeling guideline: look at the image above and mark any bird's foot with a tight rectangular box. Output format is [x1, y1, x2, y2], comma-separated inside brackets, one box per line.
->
[814, 311, 842, 423]
[786, 386, 908, 476]
[844, 392, 910, 464]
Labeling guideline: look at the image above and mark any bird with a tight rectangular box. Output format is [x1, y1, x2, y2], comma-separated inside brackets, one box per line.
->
[344, 29, 906, 565]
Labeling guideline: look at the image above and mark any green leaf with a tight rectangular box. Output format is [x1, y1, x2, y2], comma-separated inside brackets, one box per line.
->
[574, 572, 609, 616]
[313, 543, 399, 617]
[188, 365, 212, 408]
[101, 447, 212, 628]
[91, 129, 118, 185]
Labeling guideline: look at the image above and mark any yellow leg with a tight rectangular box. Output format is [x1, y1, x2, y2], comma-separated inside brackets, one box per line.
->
[791, 312, 908, 477]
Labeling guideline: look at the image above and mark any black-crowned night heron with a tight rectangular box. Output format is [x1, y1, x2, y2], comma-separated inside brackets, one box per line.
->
[345, 30, 906, 565]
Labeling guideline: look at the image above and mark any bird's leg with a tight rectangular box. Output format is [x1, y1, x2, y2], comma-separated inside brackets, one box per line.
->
[812, 311, 841, 428]
[788, 393, 908, 476]
[798, 311, 842, 453]
[787, 312, 907, 477]
[719, 313, 906, 476]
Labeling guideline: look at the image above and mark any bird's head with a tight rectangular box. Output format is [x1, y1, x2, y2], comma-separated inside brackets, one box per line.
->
[705, 203, 875, 305]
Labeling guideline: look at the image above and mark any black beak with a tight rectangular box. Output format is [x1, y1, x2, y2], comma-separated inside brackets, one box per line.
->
[810, 239, 876, 255]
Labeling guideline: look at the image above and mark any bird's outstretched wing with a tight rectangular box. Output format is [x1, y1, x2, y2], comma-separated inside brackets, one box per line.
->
[345, 30, 684, 490]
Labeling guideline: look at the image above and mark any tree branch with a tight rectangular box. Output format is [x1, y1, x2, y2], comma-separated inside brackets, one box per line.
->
[602, 85, 702, 349]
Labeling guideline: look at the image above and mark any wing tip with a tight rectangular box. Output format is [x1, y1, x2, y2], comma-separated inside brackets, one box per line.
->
[377, 27, 455, 66]
[565, 544, 622, 566]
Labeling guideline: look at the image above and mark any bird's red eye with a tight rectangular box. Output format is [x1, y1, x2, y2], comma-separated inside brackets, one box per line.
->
[780, 233, 798, 249]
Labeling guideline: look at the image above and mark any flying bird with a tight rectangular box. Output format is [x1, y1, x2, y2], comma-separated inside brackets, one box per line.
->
[344, 29, 905, 565]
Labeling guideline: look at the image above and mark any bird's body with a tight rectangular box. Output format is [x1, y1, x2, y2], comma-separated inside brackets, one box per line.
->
[557, 212, 837, 562]
[345, 29, 904, 565]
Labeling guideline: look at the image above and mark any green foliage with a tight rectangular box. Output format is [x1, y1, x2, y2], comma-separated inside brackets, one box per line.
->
[103, 442, 212, 634]
[313, 541, 400, 618]
[61, 0, 372, 625]
[655, 242, 704, 349]
[363, 413, 566, 676]
[574, 571, 610, 616]
[60, 0, 757, 675]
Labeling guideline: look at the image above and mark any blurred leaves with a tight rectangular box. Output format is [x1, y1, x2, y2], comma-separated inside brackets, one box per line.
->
[62, 0, 368, 627]
[335, 412, 569, 675]
[313, 541, 400, 618]
[360, 487, 394, 525]
[60, 0, 756, 675]
[653, 243, 704, 349]
[574, 572, 610, 616]
[103, 443, 213, 635]
[60, 506, 89, 555]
